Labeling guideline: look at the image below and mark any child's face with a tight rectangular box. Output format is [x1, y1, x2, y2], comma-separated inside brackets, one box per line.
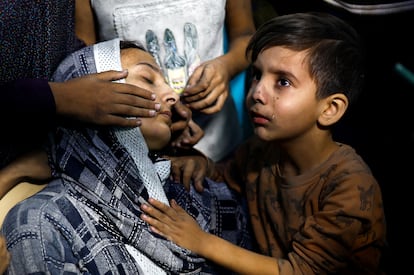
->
[121, 48, 179, 150]
[246, 46, 322, 142]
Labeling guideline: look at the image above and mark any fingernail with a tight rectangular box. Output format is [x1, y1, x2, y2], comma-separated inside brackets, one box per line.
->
[151, 93, 156, 100]
[149, 110, 156, 116]
[155, 103, 161, 111]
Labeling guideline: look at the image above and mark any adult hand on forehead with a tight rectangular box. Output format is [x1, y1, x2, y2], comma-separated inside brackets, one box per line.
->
[50, 70, 160, 127]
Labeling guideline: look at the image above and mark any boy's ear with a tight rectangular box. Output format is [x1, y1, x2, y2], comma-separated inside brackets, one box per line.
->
[318, 93, 348, 126]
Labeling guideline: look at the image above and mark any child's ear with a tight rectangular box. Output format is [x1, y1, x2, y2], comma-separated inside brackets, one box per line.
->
[318, 93, 348, 126]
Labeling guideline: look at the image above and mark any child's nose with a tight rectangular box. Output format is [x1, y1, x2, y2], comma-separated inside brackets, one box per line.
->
[251, 82, 266, 104]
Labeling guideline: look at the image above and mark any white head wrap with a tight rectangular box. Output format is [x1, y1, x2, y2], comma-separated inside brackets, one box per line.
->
[94, 38, 170, 205]
[93, 38, 170, 274]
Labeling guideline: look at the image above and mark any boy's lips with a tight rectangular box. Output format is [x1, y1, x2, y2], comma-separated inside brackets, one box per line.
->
[250, 111, 271, 125]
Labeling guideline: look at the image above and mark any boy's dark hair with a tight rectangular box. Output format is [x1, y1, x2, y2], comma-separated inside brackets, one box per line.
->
[246, 12, 364, 108]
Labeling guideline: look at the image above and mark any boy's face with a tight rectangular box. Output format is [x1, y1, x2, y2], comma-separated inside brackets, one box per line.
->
[121, 48, 179, 150]
[246, 46, 322, 142]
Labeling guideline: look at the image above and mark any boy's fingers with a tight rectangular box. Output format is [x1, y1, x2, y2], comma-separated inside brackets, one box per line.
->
[140, 213, 165, 235]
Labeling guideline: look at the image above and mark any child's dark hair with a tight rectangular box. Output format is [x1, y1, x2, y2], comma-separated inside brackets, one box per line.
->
[246, 12, 365, 108]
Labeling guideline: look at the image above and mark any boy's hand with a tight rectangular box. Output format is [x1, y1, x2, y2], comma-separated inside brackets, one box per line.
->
[140, 198, 205, 254]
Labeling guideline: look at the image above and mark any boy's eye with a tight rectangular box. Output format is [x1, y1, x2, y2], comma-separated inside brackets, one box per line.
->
[278, 78, 291, 87]
[251, 68, 262, 81]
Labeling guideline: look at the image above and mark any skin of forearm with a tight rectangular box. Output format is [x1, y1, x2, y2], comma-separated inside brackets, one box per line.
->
[0, 165, 20, 198]
[220, 35, 252, 78]
[0, 150, 50, 199]
[198, 232, 279, 275]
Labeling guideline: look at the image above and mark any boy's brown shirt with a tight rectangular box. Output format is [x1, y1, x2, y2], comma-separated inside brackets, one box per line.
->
[218, 136, 386, 274]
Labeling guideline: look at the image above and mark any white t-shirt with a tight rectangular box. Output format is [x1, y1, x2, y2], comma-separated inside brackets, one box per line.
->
[91, 0, 243, 161]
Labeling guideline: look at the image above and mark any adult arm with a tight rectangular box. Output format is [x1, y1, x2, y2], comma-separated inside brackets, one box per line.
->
[0, 73, 159, 137]
[0, 79, 56, 170]
[0, 150, 50, 199]
[0, 72, 158, 196]
[0, 79, 56, 132]
[223, 0, 256, 79]
[75, 0, 97, 45]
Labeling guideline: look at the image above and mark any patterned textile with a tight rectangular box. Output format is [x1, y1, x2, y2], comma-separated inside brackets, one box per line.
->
[2, 38, 251, 274]
[48, 127, 203, 273]
[50, 38, 249, 272]
[0, 0, 83, 83]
